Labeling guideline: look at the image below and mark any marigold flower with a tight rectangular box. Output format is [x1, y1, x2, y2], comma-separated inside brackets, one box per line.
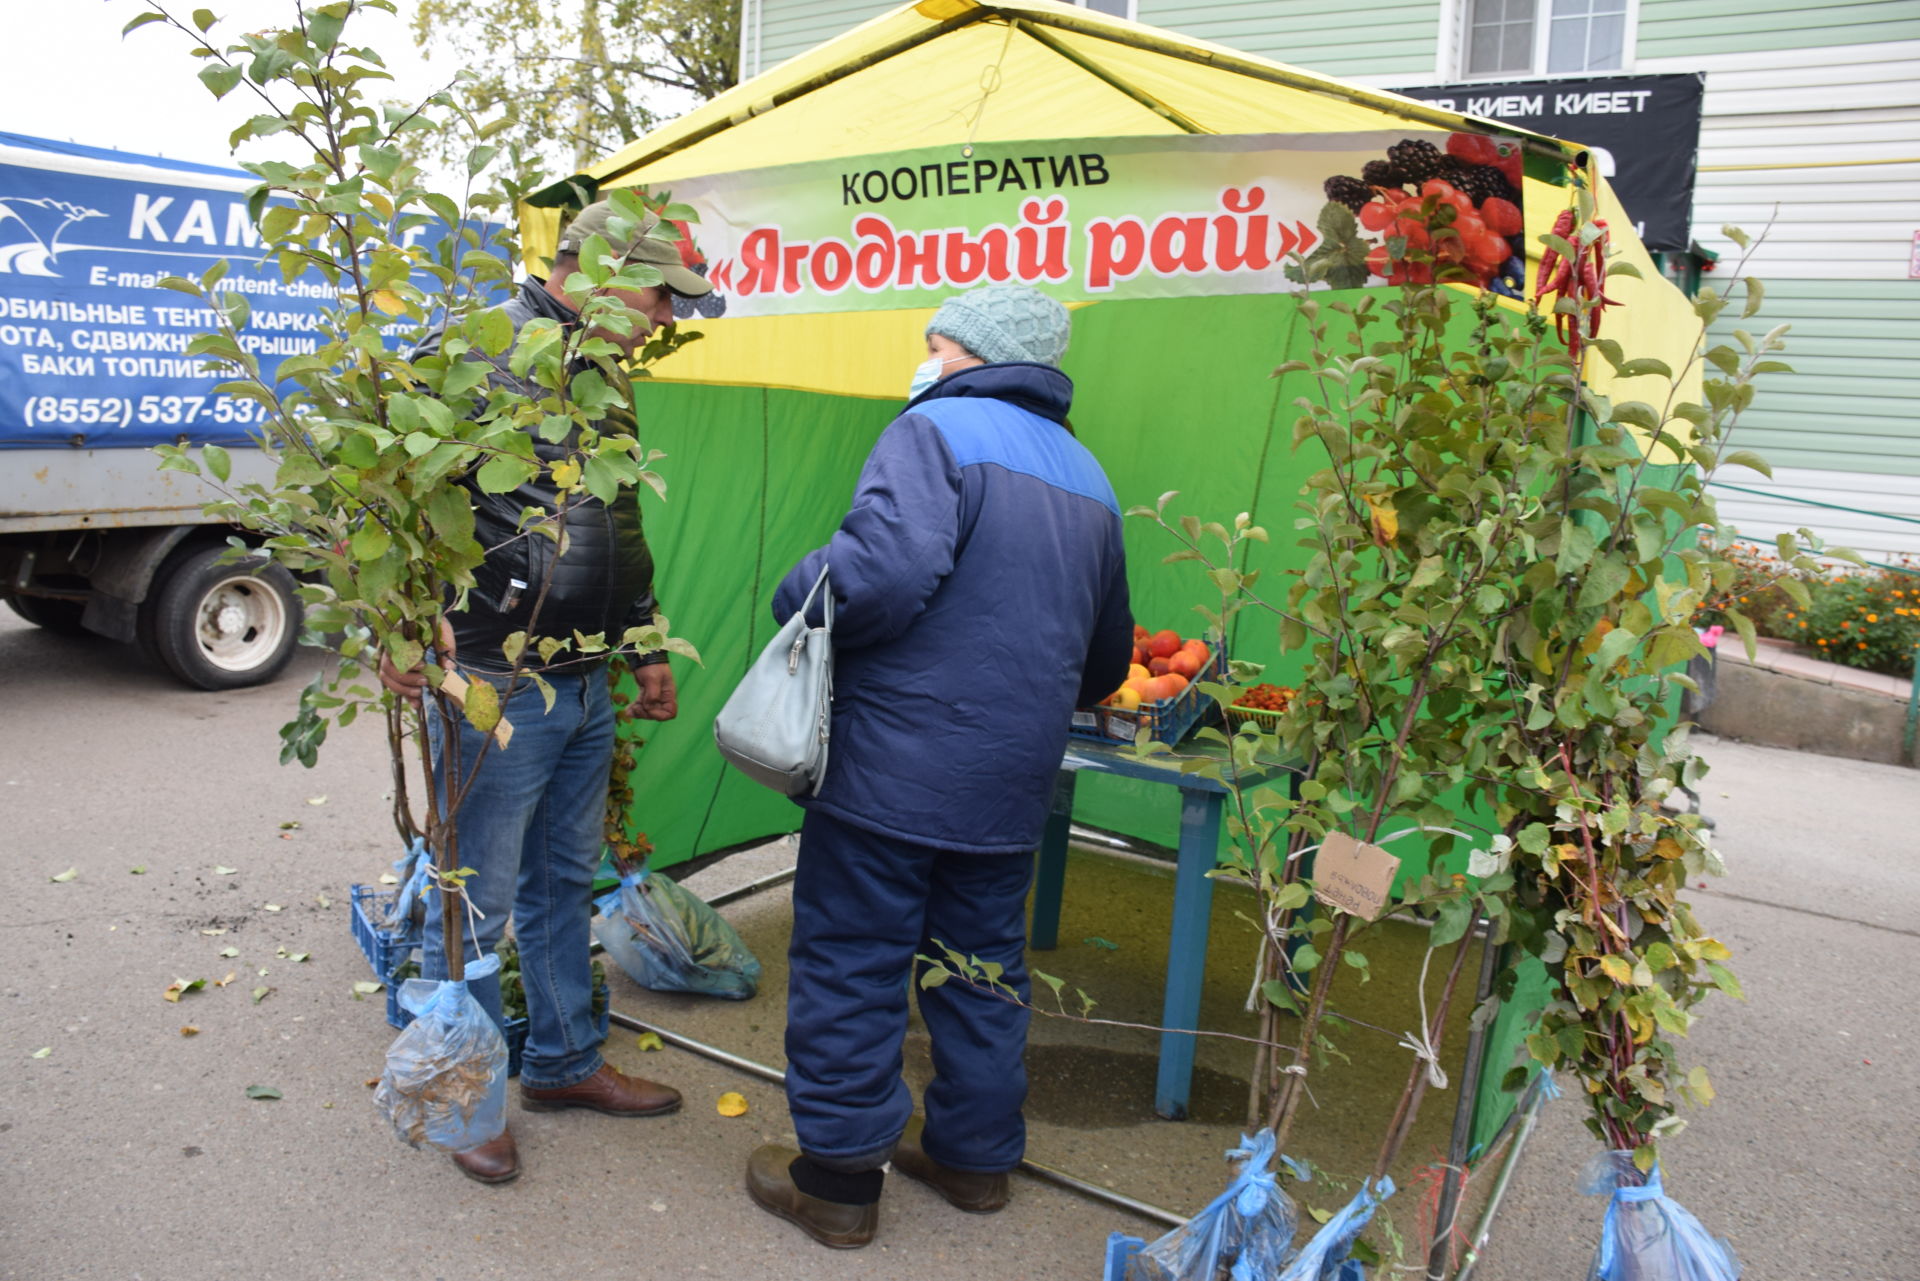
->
[1866, 614, 1878, 623]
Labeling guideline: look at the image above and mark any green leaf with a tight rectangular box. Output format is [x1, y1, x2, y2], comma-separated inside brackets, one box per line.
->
[462, 679, 501, 734]
[1291, 943, 1322, 973]
[918, 966, 950, 989]
[122, 12, 167, 35]
[475, 454, 539, 494]
[350, 522, 390, 561]
[1719, 449, 1772, 479]
[244, 1085, 282, 1101]
[1577, 556, 1630, 608]
[1430, 896, 1475, 947]
[1704, 961, 1745, 1000]
[198, 64, 243, 100]
[49, 867, 77, 883]
[1615, 357, 1673, 381]
[201, 443, 231, 484]
[29, 1046, 52, 1059]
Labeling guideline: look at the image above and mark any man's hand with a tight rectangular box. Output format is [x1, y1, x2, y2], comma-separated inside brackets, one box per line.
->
[629, 662, 678, 721]
[378, 621, 456, 704]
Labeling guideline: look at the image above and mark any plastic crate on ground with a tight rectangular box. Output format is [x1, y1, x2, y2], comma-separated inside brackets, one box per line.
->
[1104, 1232, 1146, 1280]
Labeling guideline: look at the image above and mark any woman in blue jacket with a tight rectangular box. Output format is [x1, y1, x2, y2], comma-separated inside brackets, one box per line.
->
[746, 284, 1132, 1249]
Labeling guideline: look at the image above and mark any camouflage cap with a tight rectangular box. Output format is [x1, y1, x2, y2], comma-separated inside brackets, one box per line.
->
[555, 200, 712, 297]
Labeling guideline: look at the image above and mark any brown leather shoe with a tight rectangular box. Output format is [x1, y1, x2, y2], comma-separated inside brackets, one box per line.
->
[891, 1117, 1009, 1213]
[451, 1126, 519, 1185]
[745, 1144, 878, 1249]
[520, 1064, 681, 1117]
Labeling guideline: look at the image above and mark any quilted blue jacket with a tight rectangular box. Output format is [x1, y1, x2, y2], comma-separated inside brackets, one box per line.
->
[771, 362, 1131, 854]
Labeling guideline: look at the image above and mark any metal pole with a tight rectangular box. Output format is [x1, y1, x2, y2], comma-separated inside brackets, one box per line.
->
[1450, 1082, 1549, 1281]
[1425, 937, 1501, 1280]
[1904, 640, 1917, 766]
[605, 1009, 1188, 1230]
[703, 864, 798, 909]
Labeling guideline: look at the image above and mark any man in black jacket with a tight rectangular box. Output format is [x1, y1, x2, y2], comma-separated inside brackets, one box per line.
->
[382, 201, 711, 1184]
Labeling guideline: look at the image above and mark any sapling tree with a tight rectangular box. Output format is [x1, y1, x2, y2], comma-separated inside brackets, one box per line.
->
[133, 0, 700, 979]
[1138, 174, 1841, 1215]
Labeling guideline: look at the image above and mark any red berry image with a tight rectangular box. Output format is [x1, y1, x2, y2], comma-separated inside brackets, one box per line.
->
[1366, 244, 1393, 277]
[1447, 133, 1497, 166]
[1359, 200, 1397, 232]
[1489, 139, 1524, 189]
[1479, 197, 1524, 237]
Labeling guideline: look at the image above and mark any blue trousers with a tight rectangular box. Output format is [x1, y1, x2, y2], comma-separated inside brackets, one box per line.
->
[422, 668, 611, 1090]
[785, 809, 1035, 1173]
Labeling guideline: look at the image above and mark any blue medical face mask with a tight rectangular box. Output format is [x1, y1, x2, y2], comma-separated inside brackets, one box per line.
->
[909, 354, 969, 400]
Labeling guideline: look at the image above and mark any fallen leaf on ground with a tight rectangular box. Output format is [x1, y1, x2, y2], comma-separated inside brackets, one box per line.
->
[275, 948, 310, 962]
[251, 986, 271, 1004]
[213, 972, 237, 988]
[364, 1077, 379, 1088]
[130, 866, 147, 875]
[351, 981, 384, 998]
[164, 978, 206, 1002]
[212, 866, 237, 876]
[262, 904, 284, 913]
[200, 928, 227, 936]
[649, 1201, 667, 1213]
[376, 873, 399, 885]
[180, 1026, 200, 1037]
[306, 796, 327, 806]
[244, 1085, 282, 1100]
[279, 821, 301, 831]
[218, 947, 239, 958]
[315, 893, 332, 908]
[716, 1092, 749, 1118]
[635, 1032, 664, 1052]
[49, 868, 77, 883]
[30, 1047, 51, 1059]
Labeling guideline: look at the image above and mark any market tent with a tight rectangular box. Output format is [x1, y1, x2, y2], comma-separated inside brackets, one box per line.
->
[538, 0, 1701, 1154]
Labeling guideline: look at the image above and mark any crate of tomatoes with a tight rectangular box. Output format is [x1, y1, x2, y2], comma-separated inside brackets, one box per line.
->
[1070, 626, 1225, 746]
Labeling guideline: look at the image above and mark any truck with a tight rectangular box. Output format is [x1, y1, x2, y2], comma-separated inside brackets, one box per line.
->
[0, 132, 475, 688]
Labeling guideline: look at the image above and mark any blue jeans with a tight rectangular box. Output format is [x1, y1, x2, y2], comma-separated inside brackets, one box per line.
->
[785, 810, 1035, 1173]
[423, 667, 611, 1090]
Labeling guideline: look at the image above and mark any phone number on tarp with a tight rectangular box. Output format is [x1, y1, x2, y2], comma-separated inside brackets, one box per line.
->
[22, 394, 269, 431]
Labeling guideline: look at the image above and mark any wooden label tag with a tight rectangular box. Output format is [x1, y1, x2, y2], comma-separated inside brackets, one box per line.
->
[1313, 831, 1401, 920]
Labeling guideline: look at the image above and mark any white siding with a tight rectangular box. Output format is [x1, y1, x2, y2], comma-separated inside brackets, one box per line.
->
[1711, 468, 1920, 562]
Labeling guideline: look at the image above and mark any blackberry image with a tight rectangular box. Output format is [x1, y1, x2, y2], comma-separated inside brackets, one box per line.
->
[1361, 159, 1406, 189]
[1452, 165, 1519, 207]
[1386, 138, 1446, 183]
[671, 291, 698, 319]
[694, 290, 728, 319]
[1323, 174, 1372, 212]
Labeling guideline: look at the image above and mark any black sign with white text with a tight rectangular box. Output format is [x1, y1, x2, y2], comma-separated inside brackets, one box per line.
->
[1395, 73, 1706, 251]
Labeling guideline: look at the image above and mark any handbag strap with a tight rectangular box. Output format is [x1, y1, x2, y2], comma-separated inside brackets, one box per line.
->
[796, 562, 833, 635]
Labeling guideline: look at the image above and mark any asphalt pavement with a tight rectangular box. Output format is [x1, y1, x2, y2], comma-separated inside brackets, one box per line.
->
[1, 612, 1914, 1280]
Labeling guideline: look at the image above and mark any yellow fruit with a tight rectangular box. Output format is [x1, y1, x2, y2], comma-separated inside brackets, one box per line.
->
[1128, 663, 1150, 681]
[1113, 687, 1142, 711]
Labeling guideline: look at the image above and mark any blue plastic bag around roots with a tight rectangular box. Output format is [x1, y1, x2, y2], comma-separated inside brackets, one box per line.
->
[1583, 1151, 1741, 1281]
[373, 953, 508, 1154]
[1128, 1131, 1301, 1281]
[1275, 1175, 1395, 1281]
[592, 867, 762, 1000]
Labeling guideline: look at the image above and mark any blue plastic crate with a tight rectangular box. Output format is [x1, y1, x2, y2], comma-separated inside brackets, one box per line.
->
[1104, 1233, 1145, 1280]
[1070, 646, 1227, 747]
[350, 883, 421, 981]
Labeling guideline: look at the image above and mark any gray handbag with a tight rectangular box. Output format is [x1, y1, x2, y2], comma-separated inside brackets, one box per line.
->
[712, 564, 833, 797]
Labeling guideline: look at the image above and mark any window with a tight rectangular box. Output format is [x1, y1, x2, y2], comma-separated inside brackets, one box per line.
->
[1463, 0, 1629, 78]
[1076, 0, 1135, 18]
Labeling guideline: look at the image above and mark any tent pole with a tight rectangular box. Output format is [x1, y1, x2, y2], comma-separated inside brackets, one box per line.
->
[1012, 19, 1211, 135]
[604, 1009, 1187, 1229]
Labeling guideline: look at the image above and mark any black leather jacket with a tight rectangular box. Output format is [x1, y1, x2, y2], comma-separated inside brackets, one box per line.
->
[416, 280, 664, 673]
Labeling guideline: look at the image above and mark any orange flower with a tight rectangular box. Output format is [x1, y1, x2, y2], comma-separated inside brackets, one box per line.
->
[1841, 620, 1851, 629]
[1817, 639, 1828, 646]
[1866, 614, 1879, 623]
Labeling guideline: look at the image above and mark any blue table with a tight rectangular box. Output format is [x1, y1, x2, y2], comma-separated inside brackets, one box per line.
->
[1030, 737, 1294, 1120]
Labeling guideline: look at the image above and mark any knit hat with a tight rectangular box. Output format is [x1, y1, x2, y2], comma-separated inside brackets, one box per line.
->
[926, 284, 1070, 367]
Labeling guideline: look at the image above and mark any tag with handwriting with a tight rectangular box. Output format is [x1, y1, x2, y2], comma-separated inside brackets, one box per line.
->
[1312, 831, 1400, 920]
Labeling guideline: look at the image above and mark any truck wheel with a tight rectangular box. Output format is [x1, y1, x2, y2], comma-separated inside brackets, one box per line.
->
[3, 589, 88, 634]
[147, 546, 302, 690]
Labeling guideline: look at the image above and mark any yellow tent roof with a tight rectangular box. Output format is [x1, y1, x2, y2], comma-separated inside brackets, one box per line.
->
[582, 0, 1574, 187]
[524, 0, 1694, 416]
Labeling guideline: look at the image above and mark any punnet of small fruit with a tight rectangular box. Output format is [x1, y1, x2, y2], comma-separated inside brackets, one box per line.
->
[1319, 133, 1528, 296]
[1228, 676, 1290, 725]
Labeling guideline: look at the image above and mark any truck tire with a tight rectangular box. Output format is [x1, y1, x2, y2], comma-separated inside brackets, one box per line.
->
[146, 545, 302, 690]
[3, 589, 88, 634]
